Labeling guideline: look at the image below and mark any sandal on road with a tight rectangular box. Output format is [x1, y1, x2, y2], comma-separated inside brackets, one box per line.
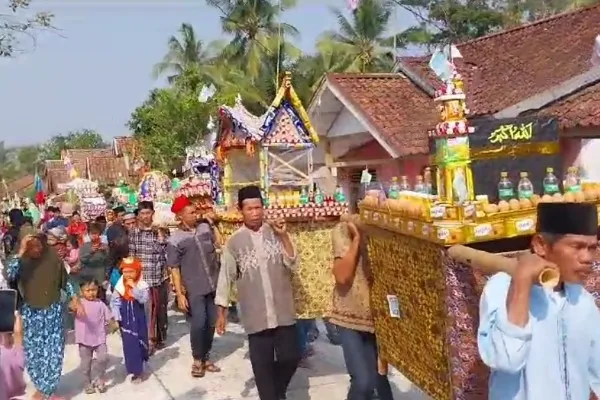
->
[84, 384, 96, 394]
[203, 361, 221, 373]
[191, 361, 205, 378]
[95, 380, 107, 393]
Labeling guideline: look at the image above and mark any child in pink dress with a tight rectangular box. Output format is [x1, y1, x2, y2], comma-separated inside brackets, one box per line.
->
[65, 236, 80, 272]
[74, 276, 118, 394]
[0, 312, 26, 400]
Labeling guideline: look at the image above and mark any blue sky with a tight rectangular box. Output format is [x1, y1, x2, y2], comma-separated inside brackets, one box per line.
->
[0, 0, 414, 147]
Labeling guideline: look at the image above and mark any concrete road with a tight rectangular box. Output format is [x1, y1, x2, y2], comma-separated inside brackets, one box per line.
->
[25, 312, 431, 399]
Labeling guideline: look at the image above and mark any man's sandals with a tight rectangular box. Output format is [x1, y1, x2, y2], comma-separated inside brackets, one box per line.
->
[191, 360, 221, 377]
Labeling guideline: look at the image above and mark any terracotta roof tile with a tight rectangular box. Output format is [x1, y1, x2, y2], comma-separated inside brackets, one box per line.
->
[4, 175, 35, 196]
[113, 136, 138, 157]
[539, 81, 600, 128]
[327, 73, 439, 156]
[398, 5, 600, 115]
[67, 148, 113, 160]
[88, 157, 130, 184]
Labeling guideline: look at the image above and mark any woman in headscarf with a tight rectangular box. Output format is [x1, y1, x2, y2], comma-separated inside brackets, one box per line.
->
[47, 226, 69, 260]
[5, 234, 83, 400]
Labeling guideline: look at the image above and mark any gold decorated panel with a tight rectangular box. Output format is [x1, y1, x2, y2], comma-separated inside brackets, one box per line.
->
[220, 220, 335, 318]
[367, 227, 450, 400]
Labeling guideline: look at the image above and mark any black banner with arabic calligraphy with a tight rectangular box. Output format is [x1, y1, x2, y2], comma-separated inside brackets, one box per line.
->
[467, 116, 558, 148]
[469, 116, 561, 202]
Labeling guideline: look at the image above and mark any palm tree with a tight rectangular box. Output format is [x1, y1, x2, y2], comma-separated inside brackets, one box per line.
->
[206, 0, 300, 81]
[152, 23, 219, 83]
[292, 39, 354, 100]
[323, 0, 400, 73]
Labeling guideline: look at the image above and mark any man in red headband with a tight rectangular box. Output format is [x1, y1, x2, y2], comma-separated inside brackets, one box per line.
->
[167, 195, 222, 377]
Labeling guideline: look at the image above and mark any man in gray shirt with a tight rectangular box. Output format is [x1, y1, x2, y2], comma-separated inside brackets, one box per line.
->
[167, 195, 221, 378]
[215, 185, 300, 400]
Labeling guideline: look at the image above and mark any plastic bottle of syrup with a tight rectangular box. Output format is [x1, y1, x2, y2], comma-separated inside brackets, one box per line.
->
[414, 175, 426, 193]
[564, 166, 581, 192]
[543, 167, 560, 195]
[388, 177, 400, 199]
[399, 176, 411, 191]
[423, 167, 433, 194]
[498, 172, 514, 201]
[517, 172, 534, 199]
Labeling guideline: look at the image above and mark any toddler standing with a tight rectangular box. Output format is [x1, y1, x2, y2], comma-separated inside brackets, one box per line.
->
[110, 257, 149, 384]
[75, 276, 118, 394]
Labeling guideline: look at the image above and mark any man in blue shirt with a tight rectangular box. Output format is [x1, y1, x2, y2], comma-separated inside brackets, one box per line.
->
[478, 202, 600, 400]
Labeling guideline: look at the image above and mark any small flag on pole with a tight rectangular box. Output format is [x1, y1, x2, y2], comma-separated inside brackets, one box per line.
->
[428, 50, 454, 81]
[198, 84, 217, 103]
[449, 44, 462, 59]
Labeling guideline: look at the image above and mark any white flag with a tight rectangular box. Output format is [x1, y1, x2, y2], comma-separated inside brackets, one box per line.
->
[198, 84, 217, 103]
[450, 44, 462, 59]
[592, 35, 600, 67]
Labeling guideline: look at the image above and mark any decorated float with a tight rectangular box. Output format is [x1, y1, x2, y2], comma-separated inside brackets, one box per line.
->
[111, 178, 138, 208]
[176, 140, 220, 214]
[358, 72, 600, 400]
[138, 170, 176, 227]
[214, 72, 349, 317]
[57, 177, 107, 220]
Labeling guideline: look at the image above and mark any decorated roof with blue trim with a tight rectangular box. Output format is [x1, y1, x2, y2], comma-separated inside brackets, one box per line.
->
[260, 71, 319, 146]
[217, 95, 265, 146]
[217, 72, 318, 148]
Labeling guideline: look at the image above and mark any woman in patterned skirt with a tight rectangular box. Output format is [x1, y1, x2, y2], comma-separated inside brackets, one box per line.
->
[6, 234, 83, 400]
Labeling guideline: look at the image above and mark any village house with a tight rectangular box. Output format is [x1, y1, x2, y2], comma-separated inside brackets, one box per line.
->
[2, 175, 35, 198]
[44, 136, 141, 194]
[309, 4, 600, 206]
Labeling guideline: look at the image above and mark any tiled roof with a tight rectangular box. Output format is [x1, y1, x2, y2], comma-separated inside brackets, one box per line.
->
[113, 136, 138, 157]
[327, 73, 439, 156]
[44, 156, 131, 193]
[4, 175, 35, 196]
[538, 81, 600, 128]
[88, 157, 130, 184]
[67, 148, 113, 160]
[398, 4, 600, 116]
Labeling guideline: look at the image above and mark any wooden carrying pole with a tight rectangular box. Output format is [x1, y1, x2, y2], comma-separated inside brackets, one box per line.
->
[447, 245, 560, 288]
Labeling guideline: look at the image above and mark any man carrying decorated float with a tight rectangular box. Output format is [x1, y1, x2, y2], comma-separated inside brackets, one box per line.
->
[167, 195, 222, 378]
[215, 185, 300, 400]
[330, 214, 394, 400]
[478, 202, 600, 399]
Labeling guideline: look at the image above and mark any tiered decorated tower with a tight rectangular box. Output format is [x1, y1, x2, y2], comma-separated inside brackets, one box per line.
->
[429, 74, 475, 205]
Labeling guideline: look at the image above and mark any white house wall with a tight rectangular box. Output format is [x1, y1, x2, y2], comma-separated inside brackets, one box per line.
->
[327, 107, 367, 138]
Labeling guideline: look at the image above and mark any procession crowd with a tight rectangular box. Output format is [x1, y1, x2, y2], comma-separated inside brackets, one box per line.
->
[4, 184, 600, 400]
[0, 185, 393, 400]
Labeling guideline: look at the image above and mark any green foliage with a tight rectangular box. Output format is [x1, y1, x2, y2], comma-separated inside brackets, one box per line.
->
[392, 0, 507, 47]
[0, 129, 106, 184]
[16, 145, 41, 175]
[1, 0, 54, 57]
[40, 128, 106, 160]
[132, 0, 594, 175]
[127, 72, 233, 171]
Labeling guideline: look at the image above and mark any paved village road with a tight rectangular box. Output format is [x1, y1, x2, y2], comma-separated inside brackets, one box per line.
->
[22, 311, 431, 400]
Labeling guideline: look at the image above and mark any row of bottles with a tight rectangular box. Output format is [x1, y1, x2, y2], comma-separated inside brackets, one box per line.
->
[497, 167, 581, 201]
[388, 168, 434, 199]
[265, 185, 349, 207]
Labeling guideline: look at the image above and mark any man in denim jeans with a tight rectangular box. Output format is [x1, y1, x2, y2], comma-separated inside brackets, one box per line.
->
[329, 216, 393, 400]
